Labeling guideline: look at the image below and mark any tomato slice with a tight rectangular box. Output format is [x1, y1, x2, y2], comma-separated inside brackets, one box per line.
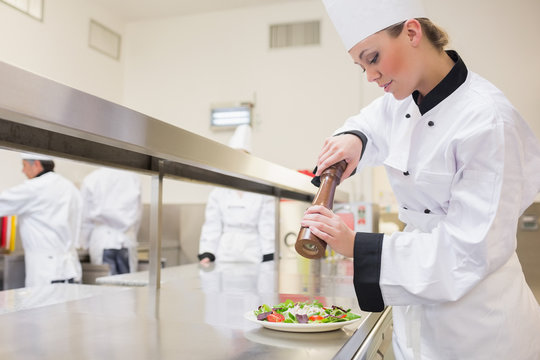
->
[267, 312, 285, 322]
[309, 315, 324, 321]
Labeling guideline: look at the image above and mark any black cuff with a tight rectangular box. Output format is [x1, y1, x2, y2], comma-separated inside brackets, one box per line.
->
[353, 232, 385, 312]
[310, 131, 367, 187]
[198, 252, 215, 262]
[262, 253, 274, 262]
[337, 130, 368, 159]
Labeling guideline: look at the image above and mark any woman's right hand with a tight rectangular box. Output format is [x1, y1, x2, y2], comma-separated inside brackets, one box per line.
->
[315, 134, 363, 180]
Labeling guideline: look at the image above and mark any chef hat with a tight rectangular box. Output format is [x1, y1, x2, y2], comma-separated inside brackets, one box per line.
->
[20, 152, 54, 161]
[322, 0, 426, 50]
[228, 124, 252, 154]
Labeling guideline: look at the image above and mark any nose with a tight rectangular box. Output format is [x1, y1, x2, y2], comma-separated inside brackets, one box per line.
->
[366, 68, 380, 83]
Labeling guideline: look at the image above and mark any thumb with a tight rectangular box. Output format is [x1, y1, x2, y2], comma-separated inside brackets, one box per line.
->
[341, 160, 358, 181]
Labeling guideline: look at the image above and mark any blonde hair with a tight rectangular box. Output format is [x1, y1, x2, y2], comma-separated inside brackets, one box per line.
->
[385, 18, 449, 52]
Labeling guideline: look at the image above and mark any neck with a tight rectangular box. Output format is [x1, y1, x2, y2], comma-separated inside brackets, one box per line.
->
[416, 49, 454, 97]
[35, 169, 52, 178]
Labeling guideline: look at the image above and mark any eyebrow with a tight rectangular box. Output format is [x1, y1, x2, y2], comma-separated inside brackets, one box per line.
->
[358, 49, 368, 61]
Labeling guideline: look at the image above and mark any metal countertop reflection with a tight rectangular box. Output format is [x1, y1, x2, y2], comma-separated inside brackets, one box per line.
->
[0, 258, 386, 360]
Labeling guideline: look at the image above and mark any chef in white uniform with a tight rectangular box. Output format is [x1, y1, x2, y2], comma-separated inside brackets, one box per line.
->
[198, 125, 275, 264]
[80, 167, 142, 274]
[0, 153, 82, 286]
[301, 1, 540, 359]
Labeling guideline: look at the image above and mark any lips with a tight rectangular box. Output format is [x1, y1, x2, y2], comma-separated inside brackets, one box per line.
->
[381, 80, 392, 92]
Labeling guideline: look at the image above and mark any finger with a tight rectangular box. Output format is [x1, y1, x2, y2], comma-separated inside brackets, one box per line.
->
[317, 138, 333, 163]
[309, 225, 335, 243]
[304, 205, 333, 216]
[317, 153, 345, 176]
[341, 161, 358, 180]
[316, 139, 344, 175]
[301, 214, 328, 228]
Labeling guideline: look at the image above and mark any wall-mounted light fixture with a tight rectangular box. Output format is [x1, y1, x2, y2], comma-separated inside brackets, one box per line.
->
[210, 103, 253, 129]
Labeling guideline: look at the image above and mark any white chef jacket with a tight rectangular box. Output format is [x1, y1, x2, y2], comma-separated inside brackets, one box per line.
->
[339, 51, 540, 359]
[80, 168, 142, 271]
[0, 171, 83, 287]
[199, 188, 275, 263]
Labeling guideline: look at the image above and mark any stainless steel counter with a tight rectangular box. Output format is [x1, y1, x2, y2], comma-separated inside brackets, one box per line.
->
[0, 258, 391, 360]
[0, 60, 391, 360]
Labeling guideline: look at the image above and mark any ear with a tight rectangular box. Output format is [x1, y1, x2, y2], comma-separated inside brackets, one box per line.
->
[404, 19, 422, 47]
[34, 160, 44, 172]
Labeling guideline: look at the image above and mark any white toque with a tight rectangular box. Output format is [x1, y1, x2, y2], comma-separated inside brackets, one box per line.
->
[322, 0, 426, 51]
[20, 152, 54, 161]
[228, 124, 252, 154]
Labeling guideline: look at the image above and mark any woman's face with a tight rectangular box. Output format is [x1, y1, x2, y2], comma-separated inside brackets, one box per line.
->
[348, 27, 419, 100]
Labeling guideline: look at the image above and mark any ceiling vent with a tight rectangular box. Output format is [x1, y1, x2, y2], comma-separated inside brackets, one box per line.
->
[269, 20, 320, 49]
[89, 20, 121, 60]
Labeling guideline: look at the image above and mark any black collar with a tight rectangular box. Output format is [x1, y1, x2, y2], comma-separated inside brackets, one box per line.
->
[412, 50, 468, 115]
[36, 169, 52, 178]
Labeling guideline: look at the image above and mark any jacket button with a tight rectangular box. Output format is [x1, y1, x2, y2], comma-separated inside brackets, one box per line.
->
[403, 171, 409, 176]
[403, 206, 408, 210]
[428, 121, 434, 127]
[424, 209, 431, 214]
[405, 114, 411, 118]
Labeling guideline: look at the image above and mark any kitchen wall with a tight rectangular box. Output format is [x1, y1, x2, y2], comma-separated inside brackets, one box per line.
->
[0, 0, 127, 192]
[120, 0, 366, 203]
[0, 0, 539, 205]
[121, 0, 540, 204]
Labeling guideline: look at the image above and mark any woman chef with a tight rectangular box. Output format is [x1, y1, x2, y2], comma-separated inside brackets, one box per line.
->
[198, 125, 275, 264]
[301, 0, 540, 359]
[0, 153, 83, 286]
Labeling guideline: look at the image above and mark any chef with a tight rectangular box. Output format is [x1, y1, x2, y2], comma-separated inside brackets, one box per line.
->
[0, 153, 82, 286]
[301, 0, 540, 359]
[80, 167, 142, 275]
[198, 125, 275, 264]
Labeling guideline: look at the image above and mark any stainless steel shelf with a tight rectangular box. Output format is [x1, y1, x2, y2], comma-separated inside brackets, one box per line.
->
[0, 60, 348, 203]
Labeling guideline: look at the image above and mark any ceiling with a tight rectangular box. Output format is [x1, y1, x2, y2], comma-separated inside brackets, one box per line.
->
[93, 0, 316, 22]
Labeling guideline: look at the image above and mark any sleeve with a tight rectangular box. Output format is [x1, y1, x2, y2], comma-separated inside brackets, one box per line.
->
[371, 111, 528, 307]
[257, 195, 276, 261]
[0, 181, 36, 218]
[198, 189, 223, 259]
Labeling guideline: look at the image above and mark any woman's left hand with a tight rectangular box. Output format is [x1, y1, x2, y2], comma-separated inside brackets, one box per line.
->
[301, 205, 355, 258]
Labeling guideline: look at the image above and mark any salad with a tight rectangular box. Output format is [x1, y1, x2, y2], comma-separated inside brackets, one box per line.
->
[253, 299, 361, 324]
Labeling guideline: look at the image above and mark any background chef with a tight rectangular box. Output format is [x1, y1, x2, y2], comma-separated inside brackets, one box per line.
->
[198, 125, 275, 264]
[0, 153, 82, 286]
[80, 167, 142, 275]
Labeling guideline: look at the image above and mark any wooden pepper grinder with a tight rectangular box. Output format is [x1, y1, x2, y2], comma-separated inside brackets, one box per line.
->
[295, 160, 348, 259]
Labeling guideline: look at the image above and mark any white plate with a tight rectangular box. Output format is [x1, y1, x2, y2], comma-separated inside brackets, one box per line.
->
[244, 311, 362, 333]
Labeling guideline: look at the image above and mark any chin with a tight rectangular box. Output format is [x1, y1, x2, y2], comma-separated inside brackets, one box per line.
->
[392, 93, 408, 100]
[391, 90, 413, 101]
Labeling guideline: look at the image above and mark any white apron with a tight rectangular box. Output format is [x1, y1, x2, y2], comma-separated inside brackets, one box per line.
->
[216, 232, 262, 263]
[24, 250, 81, 287]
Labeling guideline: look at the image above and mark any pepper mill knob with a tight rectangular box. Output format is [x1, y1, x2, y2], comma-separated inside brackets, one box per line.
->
[295, 160, 347, 259]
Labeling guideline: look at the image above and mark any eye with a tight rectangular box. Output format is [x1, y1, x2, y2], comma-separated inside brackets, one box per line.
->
[369, 53, 379, 64]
